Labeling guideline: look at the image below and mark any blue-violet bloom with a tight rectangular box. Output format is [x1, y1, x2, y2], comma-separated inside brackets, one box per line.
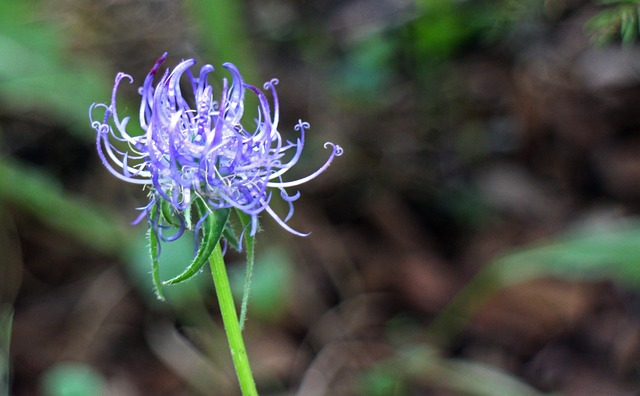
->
[90, 53, 342, 242]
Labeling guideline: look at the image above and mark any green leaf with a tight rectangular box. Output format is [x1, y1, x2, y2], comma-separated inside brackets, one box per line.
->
[148, 224, 165, 301]
[162, 203, 229, 285]
[160, 199, 182, 228]
[126, 228, 208, 308]
[235, 209, 256, 329]
[223, 218, 241, 252]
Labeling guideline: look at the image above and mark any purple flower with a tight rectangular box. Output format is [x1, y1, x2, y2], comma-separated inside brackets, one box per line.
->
[90, 53, 342, 241]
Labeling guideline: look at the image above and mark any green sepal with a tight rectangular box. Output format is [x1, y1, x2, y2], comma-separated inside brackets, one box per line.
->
[236, 208, 256, 330]
[163, 201, 230, 285]
[148, 205, 165, 300]
[160, 198, 182, 228]
[223, 219, 241, 252]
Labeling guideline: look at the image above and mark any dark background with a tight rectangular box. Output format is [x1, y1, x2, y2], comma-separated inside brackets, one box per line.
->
[2, 0, 640, 395]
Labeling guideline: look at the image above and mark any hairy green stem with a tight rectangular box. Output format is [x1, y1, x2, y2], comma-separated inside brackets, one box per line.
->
[209, 243, 258, 396]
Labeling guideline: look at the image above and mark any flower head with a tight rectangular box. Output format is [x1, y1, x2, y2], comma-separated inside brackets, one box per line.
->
[90, 53, 342, 242]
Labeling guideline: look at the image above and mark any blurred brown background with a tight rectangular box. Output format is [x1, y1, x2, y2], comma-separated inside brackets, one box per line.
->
[2, 0, 640, 395]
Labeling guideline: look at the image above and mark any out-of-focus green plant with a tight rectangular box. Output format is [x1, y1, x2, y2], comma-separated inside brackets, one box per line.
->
[183, 0, 259, 115]
[0, 0, 110, 139]
[361, 345, 552, 396]
[410, 0, 482, 60]
[333, 32, 396, 107]
[0, 7, 157, 393]
[479, 0, 640, 47]
[0, 158, 129, 255]
[429, 219, 640, 346]
[483, 0, 547, 40]
[228, 247, 294, 324]
[184, 0, 256, 79]
[587, 0, 640, 45]
[0, 0, 129, 253]
[40, 362, 107, 396]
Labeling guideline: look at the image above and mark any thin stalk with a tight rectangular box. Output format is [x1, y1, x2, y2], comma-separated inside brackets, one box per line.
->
[209, 243, 258, 396]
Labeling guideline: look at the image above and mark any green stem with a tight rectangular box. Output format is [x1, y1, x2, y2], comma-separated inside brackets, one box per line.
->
[209, 243, 258, 396]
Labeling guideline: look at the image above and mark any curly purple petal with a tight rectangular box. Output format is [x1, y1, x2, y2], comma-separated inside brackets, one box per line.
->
[90, 53, 343, 241]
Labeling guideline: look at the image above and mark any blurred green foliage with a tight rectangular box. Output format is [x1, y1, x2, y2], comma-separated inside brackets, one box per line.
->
[333, 32, 396, 106]
[587, 0, 640, 45]
[0, 0, 129, 256]
[40, 362, 107, 396]
[429, 219, 640, 347]
[411, 0, 483, 60]
[184, 0, 260, 112]
[362, 345, 552, 396]
[0, 0, 110, 139]
[334, 0, 491, 104]
[0, 158, 129, 255]
[184, 0, 256, 78]
[229, 247, 294, 324]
